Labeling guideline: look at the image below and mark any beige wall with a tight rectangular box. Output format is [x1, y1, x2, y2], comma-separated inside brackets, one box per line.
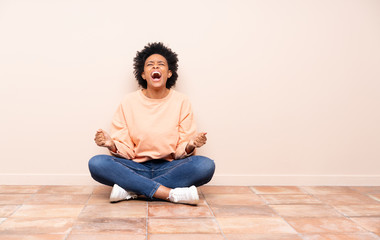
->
[1, 0, 379, 185]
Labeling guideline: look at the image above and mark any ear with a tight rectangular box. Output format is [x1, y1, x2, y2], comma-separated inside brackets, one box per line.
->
[168, 70, 172, 78]
[141, 72, 146, 80]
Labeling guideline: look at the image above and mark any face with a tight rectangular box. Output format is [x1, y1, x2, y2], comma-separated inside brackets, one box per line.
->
[141, 54, 172, 90]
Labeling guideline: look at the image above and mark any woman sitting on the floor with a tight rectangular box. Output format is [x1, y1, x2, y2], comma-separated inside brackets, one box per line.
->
[88, 42, 215, 205]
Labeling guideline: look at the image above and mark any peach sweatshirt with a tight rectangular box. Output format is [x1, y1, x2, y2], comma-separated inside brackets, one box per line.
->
[110, 89, 197, 163]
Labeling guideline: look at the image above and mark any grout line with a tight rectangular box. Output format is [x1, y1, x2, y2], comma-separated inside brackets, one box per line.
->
[83, 192, 92, 205]
[36, 184, 47, 194]
[0, 217, 7, 226]
[249, 186, 256, 194]
[146, 201, 149, 240]
[201, 189, 228, 240]
[368, 194, 380, 202]
[22, 185, 42, 205]
[348, 186, 362, 194]
[297, 186, 312, 195]
[64, 187, 93, 240]
[63, 230, 71, 240]
[369, 232, 380, 240]
[250, 186, 312, 195]
[264, 200, 304, 239]
[344, 217, 372, 234]
[304, 191, 349, 219]
[8, 204, 23, 218]
[3, 185, 43, 218]
[251, 188, 270, 206]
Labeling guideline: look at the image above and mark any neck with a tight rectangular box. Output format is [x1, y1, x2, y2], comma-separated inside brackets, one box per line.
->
[143, 87, 170, 99]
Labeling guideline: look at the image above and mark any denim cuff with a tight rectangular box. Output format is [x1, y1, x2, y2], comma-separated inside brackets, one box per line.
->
[148, 183, 161, 199]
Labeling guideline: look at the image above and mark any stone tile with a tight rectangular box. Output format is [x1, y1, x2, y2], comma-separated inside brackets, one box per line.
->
[92, 185, 112, 195]
[148, 234, 225, 240]
[0, 217, 75, 234]
[146, 200, 177, 206]
[301, 233, 380, 240]
[71, 218, 146, 234]
[315, 194, 379, 205]
[270, 205, 343, 218]
[350, 187, 380, 194]
[333, 205, 380, 217]
[11, 205, 84, 218]
[200, 186, 253, 194]
[0, 205, 20, 217]
[285, 218, 365, 233]
[351, 217, 380, 234]
[197, 192, 206, 200]
[148, 198, 207, 205]
[368, 194, 380, 202]
[148, 218, 220, 234]
[0, 194, 33, 204]
[37, 186, 93, 195]
[211, 205, 276, 217]
[0, 234, 66, 240]
[216, 217, 296, 234]
[67, 234, 146, 240]
[87, 194, 146, 205]
[260, 194, 321, 205]
[149, 203, 213, 218]
[86, 194, 110, 204]
[251, 186, 305, 195]
[301, 186, 357, 195]
[225, 234, 303, 240]
[78, 203, 146, 219]
[24, 194, 90, 205]
[204, 193, 264, 205]
[3, 184, 380, 239]
[0, 185, 41, 194]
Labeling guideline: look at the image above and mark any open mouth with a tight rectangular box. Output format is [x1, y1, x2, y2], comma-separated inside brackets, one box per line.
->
[151, 71, 162, 81]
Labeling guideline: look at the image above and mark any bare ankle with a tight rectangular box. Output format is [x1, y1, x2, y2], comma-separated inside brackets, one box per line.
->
[153, 185, 171, 200]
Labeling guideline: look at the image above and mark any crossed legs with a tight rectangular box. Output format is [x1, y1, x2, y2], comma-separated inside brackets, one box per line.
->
[88, 155, 215, 201]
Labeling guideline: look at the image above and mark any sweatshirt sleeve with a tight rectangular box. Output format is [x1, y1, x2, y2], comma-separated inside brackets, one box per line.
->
[109, 103, 136, 159]
[174, 98, 197, 159]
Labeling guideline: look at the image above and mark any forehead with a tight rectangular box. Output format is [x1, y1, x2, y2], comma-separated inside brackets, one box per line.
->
[145, 54, 167, 63]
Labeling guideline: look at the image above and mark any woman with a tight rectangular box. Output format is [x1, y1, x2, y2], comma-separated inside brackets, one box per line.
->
[88, 42, 215, 205]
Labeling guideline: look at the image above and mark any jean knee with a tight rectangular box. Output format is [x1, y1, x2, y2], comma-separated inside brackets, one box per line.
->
[194, 156, 215, 178]
[88, 154, 110, 174]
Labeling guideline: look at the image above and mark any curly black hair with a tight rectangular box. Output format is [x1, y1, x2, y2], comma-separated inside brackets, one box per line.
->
[133, 42, 179, 89]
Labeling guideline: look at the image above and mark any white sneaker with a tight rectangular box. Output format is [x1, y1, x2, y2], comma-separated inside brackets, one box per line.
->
[168, 185, 199, 205]
[109, 184, 138, 203]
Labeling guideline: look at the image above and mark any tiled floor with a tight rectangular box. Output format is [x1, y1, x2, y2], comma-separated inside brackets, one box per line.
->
[0, 185, 379, 240]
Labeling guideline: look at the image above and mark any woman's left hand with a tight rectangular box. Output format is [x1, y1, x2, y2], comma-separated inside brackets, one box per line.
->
[190, 132, 207, 148]
[186, 132, 207, 154]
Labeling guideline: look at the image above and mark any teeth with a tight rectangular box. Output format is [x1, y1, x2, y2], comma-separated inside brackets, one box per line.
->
[152, 72, 161, 78]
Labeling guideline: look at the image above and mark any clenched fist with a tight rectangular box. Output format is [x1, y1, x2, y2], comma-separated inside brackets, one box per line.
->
[186, 132, 207, 153]
[94, 129, 116, 152]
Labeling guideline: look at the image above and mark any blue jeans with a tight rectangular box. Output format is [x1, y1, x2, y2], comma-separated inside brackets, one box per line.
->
[88, 155, 215, 198]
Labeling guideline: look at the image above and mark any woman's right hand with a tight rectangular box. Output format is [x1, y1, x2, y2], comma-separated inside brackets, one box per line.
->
[94, 129, 115, 150]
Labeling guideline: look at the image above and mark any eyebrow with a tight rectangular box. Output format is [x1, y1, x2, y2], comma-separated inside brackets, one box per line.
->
[146, 60, 166, 64]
